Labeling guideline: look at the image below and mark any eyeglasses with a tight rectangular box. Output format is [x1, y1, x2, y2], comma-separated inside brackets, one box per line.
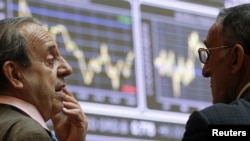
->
[198, 46, 230, 64]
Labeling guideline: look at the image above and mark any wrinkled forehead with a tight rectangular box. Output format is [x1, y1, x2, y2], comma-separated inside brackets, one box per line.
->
[19, 23, 56, 47]
[18, 22, 57, 57]
[19, 23, 51, 41]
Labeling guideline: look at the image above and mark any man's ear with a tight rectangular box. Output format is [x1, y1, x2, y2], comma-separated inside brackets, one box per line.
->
[231, 44, 245, 74]
[2, 61, 24, 89]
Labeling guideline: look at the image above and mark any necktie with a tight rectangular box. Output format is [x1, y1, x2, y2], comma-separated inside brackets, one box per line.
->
[50, 131, 58, 141]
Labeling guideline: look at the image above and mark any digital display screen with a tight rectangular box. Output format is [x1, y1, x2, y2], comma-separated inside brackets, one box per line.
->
[141, 4, 214, 113]
[0, 0, 228, 140]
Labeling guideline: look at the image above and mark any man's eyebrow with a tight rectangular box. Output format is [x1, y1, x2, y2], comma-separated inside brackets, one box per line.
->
[45, 45, 57, 52]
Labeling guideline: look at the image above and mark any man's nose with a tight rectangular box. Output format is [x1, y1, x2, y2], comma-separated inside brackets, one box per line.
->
[202, 63, 211, 77]
[57, 57, 73, 77]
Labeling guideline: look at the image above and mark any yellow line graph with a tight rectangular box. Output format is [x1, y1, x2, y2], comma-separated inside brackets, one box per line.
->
[18, 0, 204, 96]
[154, 31, 204, 98]
[18, 0, 135, 90]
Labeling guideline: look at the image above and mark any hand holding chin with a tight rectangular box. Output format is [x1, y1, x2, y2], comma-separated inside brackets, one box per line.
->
[52, 88, 88, 141]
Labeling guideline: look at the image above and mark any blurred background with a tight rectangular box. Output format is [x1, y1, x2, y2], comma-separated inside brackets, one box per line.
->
[1, 0, 249, 140]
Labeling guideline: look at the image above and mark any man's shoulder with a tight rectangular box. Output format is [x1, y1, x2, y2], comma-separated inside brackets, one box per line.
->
[201, 98, 250, 113]
[0, 105, 46, 131]
[0, 106, 51, 140]
[195, 99, 250, 124]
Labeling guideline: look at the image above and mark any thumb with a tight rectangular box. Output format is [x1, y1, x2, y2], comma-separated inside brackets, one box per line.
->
[51, 113, 62, 126]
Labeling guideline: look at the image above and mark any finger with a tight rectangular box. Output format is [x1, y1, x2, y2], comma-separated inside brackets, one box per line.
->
[62, 102, 86, 121]
[63, 108, 82, 116]
[63, 101, 79, 109]
[63, 88, 78, 103]
[62, 102, 84, 118]
[63, 108, 86, 128]
[64, 95, 78, 103]
[63, 88, 75, 98]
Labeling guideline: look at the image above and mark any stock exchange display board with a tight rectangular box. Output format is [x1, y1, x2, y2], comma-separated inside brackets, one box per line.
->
[0, 0, 236, 140]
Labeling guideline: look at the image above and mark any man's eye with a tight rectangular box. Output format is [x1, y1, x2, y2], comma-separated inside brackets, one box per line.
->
[48, 58, 57, 64]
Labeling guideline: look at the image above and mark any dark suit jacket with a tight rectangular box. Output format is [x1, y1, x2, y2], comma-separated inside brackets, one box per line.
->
[0, 104, 53, 141]
[182, 87, 250, 141]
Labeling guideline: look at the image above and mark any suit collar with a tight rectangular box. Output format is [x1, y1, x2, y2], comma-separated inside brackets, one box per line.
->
[0, 95, 49, 130]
